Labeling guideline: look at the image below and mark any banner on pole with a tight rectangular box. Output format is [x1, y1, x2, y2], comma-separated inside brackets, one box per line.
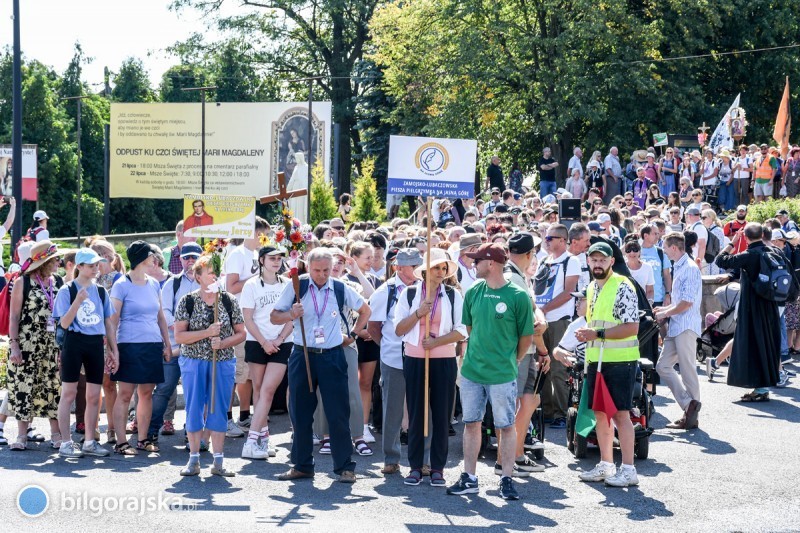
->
[110, 102, 331, 199]
[387, 135, 477, 198]
[182, 194, 256, 240]
[708, 94, 741, 154]
[0, 144, 38, 200]
[652, 133, 668, 147]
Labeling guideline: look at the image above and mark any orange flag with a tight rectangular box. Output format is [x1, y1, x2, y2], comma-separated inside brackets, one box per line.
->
[773, 76, 792, 158]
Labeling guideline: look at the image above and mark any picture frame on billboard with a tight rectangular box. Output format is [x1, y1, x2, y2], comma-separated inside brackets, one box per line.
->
[270, 107, 326, 193]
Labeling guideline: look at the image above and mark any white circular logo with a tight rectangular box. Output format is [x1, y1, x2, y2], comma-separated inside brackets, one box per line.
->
[495, 303, 507, 313]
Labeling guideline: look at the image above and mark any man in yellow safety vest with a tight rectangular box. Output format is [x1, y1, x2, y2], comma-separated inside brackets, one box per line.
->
[575, 241, 641, 488]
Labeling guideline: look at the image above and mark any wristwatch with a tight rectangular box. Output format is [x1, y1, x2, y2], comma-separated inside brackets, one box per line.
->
[349, 331, 358, 340]
[596, 328, 606, 340]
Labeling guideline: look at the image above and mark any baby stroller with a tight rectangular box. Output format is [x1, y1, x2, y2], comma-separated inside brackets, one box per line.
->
[696, 282, 739, 363]
[565, 354, 657, 460]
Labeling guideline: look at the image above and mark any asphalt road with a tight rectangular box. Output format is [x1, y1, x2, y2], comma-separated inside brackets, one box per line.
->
[2, 359, 799, 532]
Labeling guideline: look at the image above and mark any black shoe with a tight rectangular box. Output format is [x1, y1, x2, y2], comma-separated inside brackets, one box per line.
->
[499, 476, 519, 500]
[448, 424, 456, 436]
[400, 431, 408, 445]
[447, 472, 479, 495]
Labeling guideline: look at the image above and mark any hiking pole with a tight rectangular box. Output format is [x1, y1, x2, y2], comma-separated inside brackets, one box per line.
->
[210, 291, 219, 414]
[424, 196, 432, 438]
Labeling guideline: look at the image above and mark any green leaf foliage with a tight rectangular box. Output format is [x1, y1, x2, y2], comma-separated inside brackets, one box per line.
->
[309, 163, 339, 226]
[350, 158, 386, 222]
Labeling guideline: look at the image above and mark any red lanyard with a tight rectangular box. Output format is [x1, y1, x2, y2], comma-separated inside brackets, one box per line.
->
[421, 283, 442, 319]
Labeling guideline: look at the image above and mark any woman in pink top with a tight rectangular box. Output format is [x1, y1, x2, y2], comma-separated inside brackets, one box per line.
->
[394, 248, 466, 487]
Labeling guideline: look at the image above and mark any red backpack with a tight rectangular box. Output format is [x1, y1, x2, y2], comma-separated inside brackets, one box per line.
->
[12, 227, 45, 264]
[0, 272, 22, 336]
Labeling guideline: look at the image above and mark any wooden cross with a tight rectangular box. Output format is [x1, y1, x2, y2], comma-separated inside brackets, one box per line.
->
[259, 171, 308, 205]
[698, 122, 710, 134]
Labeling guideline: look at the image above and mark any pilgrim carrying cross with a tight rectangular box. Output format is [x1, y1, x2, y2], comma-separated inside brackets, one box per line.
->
[259, 171, 308, 205]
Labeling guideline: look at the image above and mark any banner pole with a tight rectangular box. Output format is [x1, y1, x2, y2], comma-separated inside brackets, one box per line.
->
[424, 197, 432, 438]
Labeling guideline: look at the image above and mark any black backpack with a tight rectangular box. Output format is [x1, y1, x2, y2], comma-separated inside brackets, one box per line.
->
[694, 222, 721, 264]
[55, 282, 107, 348]
[534, 255, 571, 298]
[753, 246, 793, 303]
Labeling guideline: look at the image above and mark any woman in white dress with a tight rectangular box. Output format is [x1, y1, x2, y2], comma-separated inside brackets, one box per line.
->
[288, 152, 309, 223]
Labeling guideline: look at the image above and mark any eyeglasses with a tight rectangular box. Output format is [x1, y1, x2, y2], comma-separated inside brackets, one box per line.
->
[545, 235, 563, 242]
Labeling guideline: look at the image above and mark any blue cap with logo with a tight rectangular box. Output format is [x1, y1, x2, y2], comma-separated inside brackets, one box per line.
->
[75, 248, 107, 265]
[180, 242, 203, 258]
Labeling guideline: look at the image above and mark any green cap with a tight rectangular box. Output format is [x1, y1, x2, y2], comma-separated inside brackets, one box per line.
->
[587, 242, 614, 257]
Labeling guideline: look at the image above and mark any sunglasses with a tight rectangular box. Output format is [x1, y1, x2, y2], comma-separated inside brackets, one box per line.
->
[625, 247, 641, 253]
[545, 235, 563, 242]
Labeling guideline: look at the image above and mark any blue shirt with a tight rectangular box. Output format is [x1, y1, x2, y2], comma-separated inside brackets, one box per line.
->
[273, 277, 364, 349]
[161, 272, 200, 350]
[641, 245, 671, 303]
[53, 280, 115, 336]
[111, 275, 164, 343]
[668, 253, 702, 337]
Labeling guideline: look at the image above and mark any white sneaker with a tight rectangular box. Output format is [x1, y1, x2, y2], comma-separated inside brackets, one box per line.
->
[579, 461, 617, 482]
[263, 438, 277, 458]
[605, 465, 639, 487]
[312, 433, 320, 445]
[242, 440, 268, 460]
[59, 441, 83, 458]
[226, 419, 245, 438]
[82, 441, 110, 457]
[363, 425, 376, 444]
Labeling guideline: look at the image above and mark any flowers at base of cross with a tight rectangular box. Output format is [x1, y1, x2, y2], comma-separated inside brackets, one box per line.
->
[202, 239, 228, 278]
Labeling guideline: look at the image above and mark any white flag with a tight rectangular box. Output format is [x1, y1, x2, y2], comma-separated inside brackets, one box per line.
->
[708, 94, 740, 154]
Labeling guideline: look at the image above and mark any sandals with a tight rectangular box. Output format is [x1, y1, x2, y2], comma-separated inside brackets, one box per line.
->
[10, 435, 27, 451]
[318, 438, 331, 455]
[739, 392, 770, 403]
[107, 430, 117, 445]
[354, 439, 373, 456]
[27, 427, 45, 442]
[114, 442, 139, 456]
[137, 439, 160, 452]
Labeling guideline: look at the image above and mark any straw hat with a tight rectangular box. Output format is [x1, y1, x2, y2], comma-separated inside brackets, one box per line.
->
[24, 240, 64, 273]
[632, 150, 648, 163]
[718, 149, 732, 158]
[414, 247, 457, 279]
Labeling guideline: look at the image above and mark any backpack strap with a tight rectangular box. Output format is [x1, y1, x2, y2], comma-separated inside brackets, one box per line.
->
[405, 284, 456, 325]
[220, 291, 235, 329]
[331, 279, 350, 337]
[172, 274, 183, 306]
[385, 279, 398, 318]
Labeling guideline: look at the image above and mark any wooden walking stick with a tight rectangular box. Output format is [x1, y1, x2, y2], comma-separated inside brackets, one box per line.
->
[291, 270, 314, 393]
[210, 290, 219, 414]
[424, 197, 433, 437]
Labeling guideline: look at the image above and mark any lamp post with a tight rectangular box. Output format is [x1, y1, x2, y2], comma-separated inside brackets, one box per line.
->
[11, 0, 23, 247]
[180, 86, 217, 194]
[61, 94, 92, 243]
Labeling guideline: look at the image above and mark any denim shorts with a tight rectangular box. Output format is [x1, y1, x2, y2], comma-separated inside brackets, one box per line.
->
[459, 376, 517, 429]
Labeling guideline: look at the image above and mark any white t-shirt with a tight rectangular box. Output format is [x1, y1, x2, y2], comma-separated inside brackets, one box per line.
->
[536, 252, 581, 321]
[734, 155, 752, 179]
[557, 316, 587, 360]
[573, 252, 590, 292]
[223, 245, 259, 299]
[701, 159, 717, 186]
[370, 264, 386, 280]
[691, 221, 709, 259]
[239, 276, 289, 342]
[457, 259, 478, 296]
[628, 262, 655, 294]
[368, 276, 409, 370]
[568, 155, 584, 179]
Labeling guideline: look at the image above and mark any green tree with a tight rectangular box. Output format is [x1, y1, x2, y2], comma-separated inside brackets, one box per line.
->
[172, 0, 384, 196]
[112, 58, 155, 103]
[309, 163, 339, 226]
[350, 158, 385, 222]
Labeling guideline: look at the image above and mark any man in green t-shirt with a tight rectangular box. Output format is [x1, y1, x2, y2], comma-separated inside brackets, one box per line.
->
[447, 243, 534, 501]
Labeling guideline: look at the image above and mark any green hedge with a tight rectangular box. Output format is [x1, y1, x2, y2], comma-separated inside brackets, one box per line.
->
[745, 198, 800, 224]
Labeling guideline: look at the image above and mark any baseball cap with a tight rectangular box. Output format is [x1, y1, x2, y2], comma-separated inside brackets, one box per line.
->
[330, 218, 346, 230]
[180, 242, 203, 258]
[508, 232, 535, 254]
[597, 213, 611, 224]
[776, 209, 790, 217]
[736, 205, 748, 212]
[75, 248, 107, 265]
[491, 187, 501, 195]
[587, 242, 614, 257]
[258, 246, 286, 258]
[686, 207, 701, 216]
[464, 243, 508, 264]
[588, 222, 602, 232]
[33, 210, 49, 221]
[772, 229, 787, 241]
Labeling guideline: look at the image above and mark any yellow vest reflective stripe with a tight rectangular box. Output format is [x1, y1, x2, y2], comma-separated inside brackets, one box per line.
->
[755, 156, 774, 182]
[585, 274, 639, 363]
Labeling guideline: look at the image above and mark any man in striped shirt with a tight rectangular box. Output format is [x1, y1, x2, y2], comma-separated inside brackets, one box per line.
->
[654, 233, 703, 429]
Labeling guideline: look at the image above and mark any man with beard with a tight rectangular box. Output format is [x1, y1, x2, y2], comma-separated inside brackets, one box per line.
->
[575, 242, 641, 487]
[723, 205, 749, 255]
